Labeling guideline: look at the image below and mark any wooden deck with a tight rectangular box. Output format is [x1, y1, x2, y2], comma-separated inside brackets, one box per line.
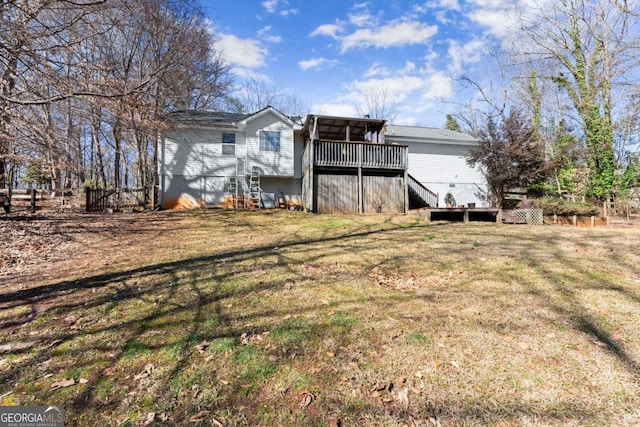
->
[302, 139, 410, 214]
[422, 207, 503, 223]
[309, 140, 407, 170]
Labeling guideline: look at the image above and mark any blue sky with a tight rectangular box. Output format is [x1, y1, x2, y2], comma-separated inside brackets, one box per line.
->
[200, 0, 522, 127]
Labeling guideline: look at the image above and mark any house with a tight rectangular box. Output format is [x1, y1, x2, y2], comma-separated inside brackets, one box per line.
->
[301, 114, 409, 214]
[386, 125, 487, 208]
[160, 107, 304, 209]
[159, 107, 487, 212]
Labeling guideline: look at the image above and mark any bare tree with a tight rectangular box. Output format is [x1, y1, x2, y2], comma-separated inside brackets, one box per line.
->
[507, 0, 640, 199]
[1, 0, 233, 193]
[354, 86, 398, 122]
[234, 75, 309, 116]
[0, 0, 107, 188]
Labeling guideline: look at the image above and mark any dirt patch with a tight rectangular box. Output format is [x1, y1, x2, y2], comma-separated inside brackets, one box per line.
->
[1, 211, 177, 286]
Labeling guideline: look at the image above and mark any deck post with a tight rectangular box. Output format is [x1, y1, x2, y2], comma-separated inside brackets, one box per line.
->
[357, 143, 363, 214]
[310, 140, 315, 213]
[403, 150, 409, 214]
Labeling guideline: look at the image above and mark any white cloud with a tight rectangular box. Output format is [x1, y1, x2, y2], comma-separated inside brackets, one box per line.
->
[351, 76, 424, 104]
[467, 9, 514, 37]
[364, 63, 390, 78]
[218, 34, 266, 69]
[298, 57, 338, 71]
[352, 2, 370, 10]
[279, 8, 298, 16]
[426, 0, 461, 11]
[440, 0, 461, 10]
[310, 23, 343, 38]
[422, 71, 453, 99]
[464, 0, 530, 37]
[311, 103, 358, 117]
[447, 39, 486, 74]
[258, 26, 282, 43]
[339, 20, 438, 53]
[348, 11, 376, 27]
[262, 0, 277, 13]
[262, 0, 298, 16]
[403, 61, 417, 73]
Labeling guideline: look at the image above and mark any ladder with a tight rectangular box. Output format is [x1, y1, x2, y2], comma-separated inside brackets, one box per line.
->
[226, 158, 246, 208]
[248, 166, 261, 209]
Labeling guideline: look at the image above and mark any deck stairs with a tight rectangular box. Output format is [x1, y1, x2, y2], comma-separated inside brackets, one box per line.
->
[407, 174, 439, 208]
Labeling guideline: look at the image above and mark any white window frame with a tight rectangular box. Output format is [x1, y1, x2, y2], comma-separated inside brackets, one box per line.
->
[260, 130, 280, 152]
[222, 132, 236, 156]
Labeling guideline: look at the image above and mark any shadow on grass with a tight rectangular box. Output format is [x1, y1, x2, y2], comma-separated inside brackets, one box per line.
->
[0, 220, 426, 421]
[2, 215, 640, 425]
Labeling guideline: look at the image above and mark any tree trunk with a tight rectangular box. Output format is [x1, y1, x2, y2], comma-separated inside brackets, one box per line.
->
[113, 123, 122, 189]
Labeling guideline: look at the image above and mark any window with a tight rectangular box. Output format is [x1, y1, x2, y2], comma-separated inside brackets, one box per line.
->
[222, 133, 235, 155]
[260, 131, 280, 152]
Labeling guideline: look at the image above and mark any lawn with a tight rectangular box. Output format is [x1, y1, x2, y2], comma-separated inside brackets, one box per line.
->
[1, 209, 640, 426]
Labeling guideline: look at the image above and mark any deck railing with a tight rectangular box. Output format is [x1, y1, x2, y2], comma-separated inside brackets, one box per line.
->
[312, 140, 407, 170]
[407, 174, 439, 208]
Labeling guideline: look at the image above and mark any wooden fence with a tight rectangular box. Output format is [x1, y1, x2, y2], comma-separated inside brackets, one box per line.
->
[85, 187, 146, 212]
[1, 189, 41, 213]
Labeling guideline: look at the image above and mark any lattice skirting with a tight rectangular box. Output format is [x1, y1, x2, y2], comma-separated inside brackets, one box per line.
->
[509, 208, 544, 225]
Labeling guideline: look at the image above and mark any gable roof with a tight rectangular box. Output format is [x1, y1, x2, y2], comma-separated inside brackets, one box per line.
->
[386, 124, 477, 145]
[241, 105, 296, 127]
[164, 106, 299, 129]
[164, 111, 249, 128]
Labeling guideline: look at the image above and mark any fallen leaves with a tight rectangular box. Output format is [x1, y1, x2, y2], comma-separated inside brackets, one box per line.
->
[369, 373, 436, 413]
[189, 411, 208, 423]
[299, 390, 315, 407]
[239, 331, 269, 346]
[369, 267, 419, 292]
[195, 341, 210, 353]
[396, 387, 410, 411]
[133, 364, 154, 381]
[141, 412, 170, 426]
[50, 377, 88, 390]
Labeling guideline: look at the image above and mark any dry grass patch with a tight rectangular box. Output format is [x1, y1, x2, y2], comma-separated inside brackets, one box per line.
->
[1, 210, 640, 426]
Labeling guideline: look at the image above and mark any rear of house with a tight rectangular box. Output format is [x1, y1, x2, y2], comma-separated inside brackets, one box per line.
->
[159, 107, 303, 209]
[158, 110, 487, 212]
[386, 125, 488, 208]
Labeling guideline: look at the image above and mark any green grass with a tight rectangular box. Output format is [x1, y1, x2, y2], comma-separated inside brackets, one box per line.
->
[1, 210, 640, 426]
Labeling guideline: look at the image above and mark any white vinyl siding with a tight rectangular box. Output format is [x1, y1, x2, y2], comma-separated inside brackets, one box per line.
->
[401, 140, 487, 207]
[160, 108, 298, 208]
[246, 111, 294, 177]
[163, 129, 244, 177]
[161, 128, 246, 207]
